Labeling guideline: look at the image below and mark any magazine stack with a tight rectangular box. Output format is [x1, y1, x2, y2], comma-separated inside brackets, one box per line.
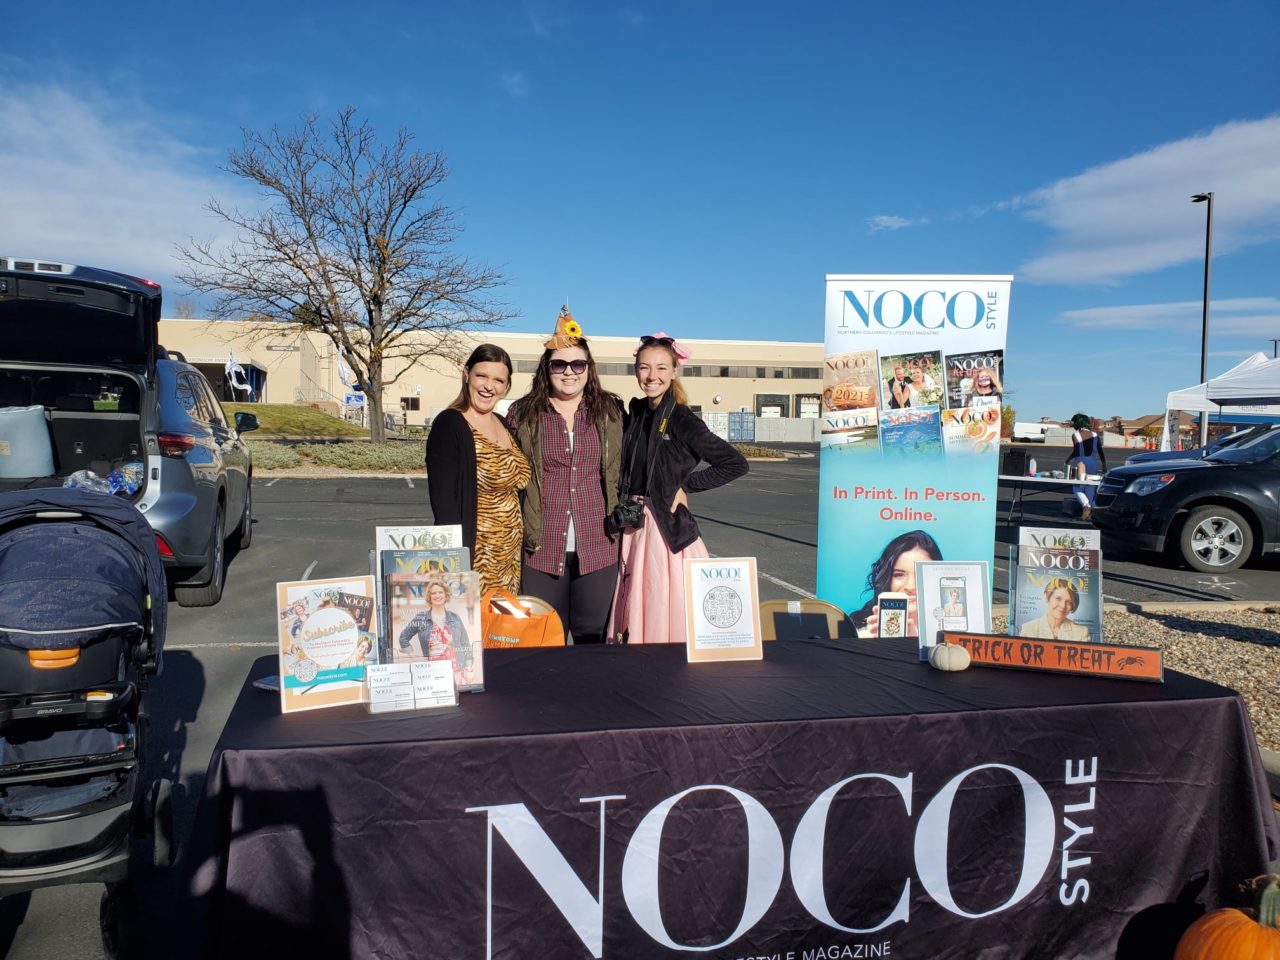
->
[1010, 527, 1103, 644]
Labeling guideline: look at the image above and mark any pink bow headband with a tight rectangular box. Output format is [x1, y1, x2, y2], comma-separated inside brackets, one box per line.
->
[634, 332, 692, 367]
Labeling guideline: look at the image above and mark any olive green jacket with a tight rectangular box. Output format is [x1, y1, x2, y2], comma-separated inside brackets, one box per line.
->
[514, 404, 623, 554]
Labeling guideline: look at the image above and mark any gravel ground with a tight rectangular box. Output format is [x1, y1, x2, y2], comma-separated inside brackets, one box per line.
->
[995, 606, 1280, 752]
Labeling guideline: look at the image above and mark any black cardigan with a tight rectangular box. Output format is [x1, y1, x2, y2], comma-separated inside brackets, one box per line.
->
[426, 408, 517, 551]
[621, 394, 748, 553]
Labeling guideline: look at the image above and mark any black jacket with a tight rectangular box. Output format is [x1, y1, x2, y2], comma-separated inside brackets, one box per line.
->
[425, 408, 517, 551]
[621, 393, 748, 553]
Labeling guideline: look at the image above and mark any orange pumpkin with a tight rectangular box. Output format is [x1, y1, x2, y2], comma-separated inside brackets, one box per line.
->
[1174, 875, 1280, 959]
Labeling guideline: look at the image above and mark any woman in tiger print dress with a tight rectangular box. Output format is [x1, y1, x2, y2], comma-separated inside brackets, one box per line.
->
[427, 344, 531, 594]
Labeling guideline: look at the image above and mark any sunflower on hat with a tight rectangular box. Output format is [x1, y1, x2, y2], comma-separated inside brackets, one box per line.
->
[545, 305, 584, 349]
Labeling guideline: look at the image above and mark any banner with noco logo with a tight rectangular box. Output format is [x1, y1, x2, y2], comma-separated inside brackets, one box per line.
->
[817, 275, 1013, 635]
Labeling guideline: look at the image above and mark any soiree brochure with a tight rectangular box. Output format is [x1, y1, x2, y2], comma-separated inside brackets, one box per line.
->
[914, 560, 992, 660]
[682, 557, 763, 662]
[276, 575, 380, 713]
[386, 569, 485, 692]
[1011, 527, 1102, 643]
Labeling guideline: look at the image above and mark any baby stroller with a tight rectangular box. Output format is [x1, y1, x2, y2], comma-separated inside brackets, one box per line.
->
[0, 487, 169, 955]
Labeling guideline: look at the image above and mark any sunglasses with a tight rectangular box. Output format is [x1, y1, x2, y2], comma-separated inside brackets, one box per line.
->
[640, 335, 675, 347]
[549, 358, 589, 375]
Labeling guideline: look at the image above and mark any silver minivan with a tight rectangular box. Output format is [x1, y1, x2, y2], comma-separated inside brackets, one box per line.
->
[0, 257, 256, 605]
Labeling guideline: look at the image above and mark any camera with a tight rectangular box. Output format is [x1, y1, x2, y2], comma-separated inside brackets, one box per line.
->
[607, 498, 646, 535]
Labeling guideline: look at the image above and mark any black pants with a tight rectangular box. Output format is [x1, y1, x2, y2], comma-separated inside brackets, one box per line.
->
[520, 554, 618, 645]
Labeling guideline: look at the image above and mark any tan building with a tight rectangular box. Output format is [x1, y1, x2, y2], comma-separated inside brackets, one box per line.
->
[158, 319, 826, 425]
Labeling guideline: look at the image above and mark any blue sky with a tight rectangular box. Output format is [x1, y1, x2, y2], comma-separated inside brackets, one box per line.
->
[4, 0, 1278, 421]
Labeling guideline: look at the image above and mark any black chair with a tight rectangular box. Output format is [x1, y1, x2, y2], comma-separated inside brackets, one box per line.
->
[759, 600, 858, 640]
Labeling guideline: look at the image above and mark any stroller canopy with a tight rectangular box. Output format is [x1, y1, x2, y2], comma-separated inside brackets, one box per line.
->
[0, 488, 167, 660]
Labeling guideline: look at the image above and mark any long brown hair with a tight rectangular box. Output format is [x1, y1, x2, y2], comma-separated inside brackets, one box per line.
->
[509, 338, 622, 428]
[448, 344, 514, 412]
[635, 342, 688, 406]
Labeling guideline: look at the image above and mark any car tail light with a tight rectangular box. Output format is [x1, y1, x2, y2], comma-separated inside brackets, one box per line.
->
[158, 433, 196, 457]
[154, 535, 174, 558]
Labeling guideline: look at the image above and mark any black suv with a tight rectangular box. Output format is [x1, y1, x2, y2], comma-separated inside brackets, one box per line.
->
[1091, 424, 1280, 572]
[0, 257, 257, 605]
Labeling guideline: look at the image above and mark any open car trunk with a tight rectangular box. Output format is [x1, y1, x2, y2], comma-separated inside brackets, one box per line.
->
[0, 365, 149, 501]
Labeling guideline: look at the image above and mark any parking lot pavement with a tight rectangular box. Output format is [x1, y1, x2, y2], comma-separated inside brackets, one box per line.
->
[3, 466, 1276, 959]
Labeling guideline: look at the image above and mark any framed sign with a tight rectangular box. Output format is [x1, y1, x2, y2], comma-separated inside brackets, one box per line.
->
[914, 560, 991, 661]
[682, 557, 763, 663]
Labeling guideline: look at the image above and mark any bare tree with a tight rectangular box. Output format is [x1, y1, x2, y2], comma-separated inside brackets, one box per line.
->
[177, 107, 508, 442]
[171, 298, 199, 319]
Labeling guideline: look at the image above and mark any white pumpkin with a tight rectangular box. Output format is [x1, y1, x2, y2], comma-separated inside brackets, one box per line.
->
[928, 642, 972, 672]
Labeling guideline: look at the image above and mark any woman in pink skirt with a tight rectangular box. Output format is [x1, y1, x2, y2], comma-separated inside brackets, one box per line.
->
[607, 333, 748, 644]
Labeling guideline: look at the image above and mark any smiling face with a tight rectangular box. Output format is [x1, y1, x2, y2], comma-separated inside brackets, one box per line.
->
[911, 369, 925, 386]
[635, 346, 675, 406]
[427, 582, 451, 609]
[548, 346, 590, 402]
[1046, 586, 1076, 625]
[890, 546, 933, 598]
[975, 368, 994, 392]
[466, 361, 510, 413]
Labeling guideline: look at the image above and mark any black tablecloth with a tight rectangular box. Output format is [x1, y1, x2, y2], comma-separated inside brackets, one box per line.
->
[185, 639, 1279, 960]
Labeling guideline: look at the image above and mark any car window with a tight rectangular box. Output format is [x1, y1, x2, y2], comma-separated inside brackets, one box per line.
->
[175, 375, 201, 419]
[198, 378, 228, 428]
[1208, 427, 1280, 464]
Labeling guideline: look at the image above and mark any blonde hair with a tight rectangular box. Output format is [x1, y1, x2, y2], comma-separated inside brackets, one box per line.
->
[636, 343, 687, 405]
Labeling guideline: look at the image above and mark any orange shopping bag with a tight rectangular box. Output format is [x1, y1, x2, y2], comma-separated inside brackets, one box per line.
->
[481, 588, 566, 648]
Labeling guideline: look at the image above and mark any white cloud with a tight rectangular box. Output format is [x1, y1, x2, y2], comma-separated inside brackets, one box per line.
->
[1014, 116, 1280, 284]
[0, 83, 250, 287]
[500, 70, 529, 98]
[1058, 297, 1280, 336]
[866, 214, 928, 232]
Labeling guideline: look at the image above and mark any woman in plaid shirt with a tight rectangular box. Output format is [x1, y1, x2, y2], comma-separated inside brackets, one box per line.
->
[509, 309, 624, 644]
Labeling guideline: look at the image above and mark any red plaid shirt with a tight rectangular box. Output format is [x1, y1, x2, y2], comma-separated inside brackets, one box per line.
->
[527, 407, 616, 576]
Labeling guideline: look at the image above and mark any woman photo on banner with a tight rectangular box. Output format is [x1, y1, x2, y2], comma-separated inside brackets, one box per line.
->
[426, 344, 531, 594]
[608, 333, 748, 644]
[509, 308, 624, 645]
[850, 529, 942, 638]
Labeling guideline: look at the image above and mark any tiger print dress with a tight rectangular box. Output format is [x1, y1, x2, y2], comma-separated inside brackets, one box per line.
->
[471, 428, 531, 594]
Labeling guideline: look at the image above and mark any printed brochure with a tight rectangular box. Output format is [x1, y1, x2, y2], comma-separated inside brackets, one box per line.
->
[386, 569, 484, 692]
[276, 575, 379, 713]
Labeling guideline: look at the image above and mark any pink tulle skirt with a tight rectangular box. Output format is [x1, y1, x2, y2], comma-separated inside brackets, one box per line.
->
[608, 499, 709, 644]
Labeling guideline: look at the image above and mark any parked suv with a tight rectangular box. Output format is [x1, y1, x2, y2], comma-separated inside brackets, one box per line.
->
[1124, 424, 1271, 466]
[0, 257, 257, 605]
[1091, 424, 1280, 572]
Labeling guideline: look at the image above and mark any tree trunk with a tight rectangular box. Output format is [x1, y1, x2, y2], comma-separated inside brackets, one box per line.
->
[367, 361, 386, 444]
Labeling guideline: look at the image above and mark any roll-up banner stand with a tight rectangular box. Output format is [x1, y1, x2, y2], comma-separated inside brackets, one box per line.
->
[817, 275, 1013, 636]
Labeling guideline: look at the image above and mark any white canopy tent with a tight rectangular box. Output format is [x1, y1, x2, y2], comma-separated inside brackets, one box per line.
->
[1206, 355, 1280, 406]
[1159, 352, 1280, 450]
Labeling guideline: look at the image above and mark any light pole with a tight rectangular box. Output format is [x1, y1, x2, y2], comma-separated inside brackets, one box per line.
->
[1192, 192, 1214, 446]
